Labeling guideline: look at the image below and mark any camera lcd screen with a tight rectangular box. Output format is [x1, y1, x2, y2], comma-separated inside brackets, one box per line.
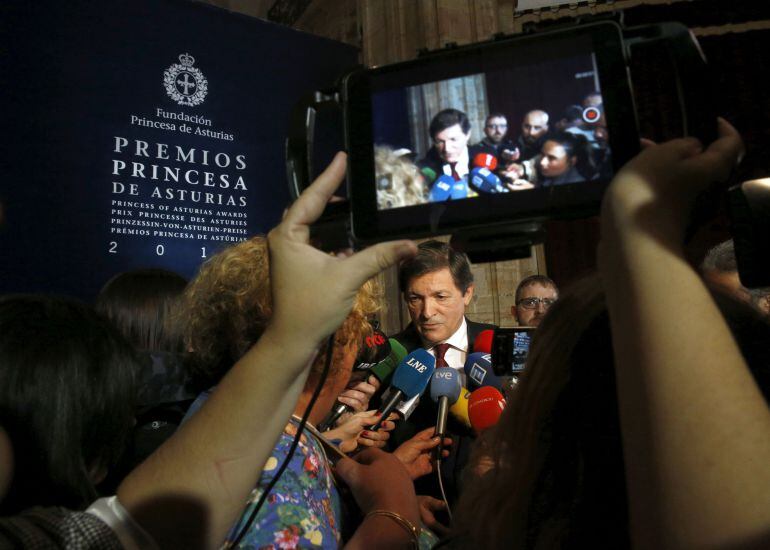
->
[491, 327, 534, 376]
[345, 22, 638, 243]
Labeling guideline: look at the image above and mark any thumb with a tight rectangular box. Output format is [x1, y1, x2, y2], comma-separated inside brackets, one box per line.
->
[342, 240, 417, 288]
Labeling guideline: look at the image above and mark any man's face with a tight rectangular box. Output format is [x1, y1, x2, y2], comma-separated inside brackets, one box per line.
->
[513, 283, 558, 327]
[484, 116, 508, 144]
[521, 112, 549, 145]
[405, 268, 473, 345]
[433, 123, 471, 164]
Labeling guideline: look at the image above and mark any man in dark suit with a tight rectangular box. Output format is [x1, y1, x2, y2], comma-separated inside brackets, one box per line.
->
[418, 109, 484, 199]
[389, 240, 496, 507]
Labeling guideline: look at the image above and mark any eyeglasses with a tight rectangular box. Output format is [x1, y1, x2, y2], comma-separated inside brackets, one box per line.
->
[485, 124, 507, 129]
[517, 297, 556, 310]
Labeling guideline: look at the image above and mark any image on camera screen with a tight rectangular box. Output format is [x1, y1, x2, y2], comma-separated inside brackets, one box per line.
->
[371, 52, 612, 211]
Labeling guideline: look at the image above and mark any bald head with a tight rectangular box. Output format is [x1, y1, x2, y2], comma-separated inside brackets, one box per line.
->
[521, 110, 549, 145]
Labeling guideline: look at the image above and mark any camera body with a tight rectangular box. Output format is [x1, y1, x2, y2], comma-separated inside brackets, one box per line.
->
[288, 20, 716, 255]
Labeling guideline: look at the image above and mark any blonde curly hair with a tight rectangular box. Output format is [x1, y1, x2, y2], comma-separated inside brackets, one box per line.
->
[178, 236, 381, 390]
[375, 146, 429, 210]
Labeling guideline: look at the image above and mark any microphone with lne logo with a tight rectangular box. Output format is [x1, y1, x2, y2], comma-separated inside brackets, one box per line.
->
[430, 369, 462, 459]
[370, 348, 435, 431]
[463, 352, 503, 391]
[468, 386, 506, 434]
[318, 334, 399, 432]
[429, 174, 456, 202]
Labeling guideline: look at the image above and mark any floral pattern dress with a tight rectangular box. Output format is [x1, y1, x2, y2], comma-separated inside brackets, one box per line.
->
[222, 419, 342, 549]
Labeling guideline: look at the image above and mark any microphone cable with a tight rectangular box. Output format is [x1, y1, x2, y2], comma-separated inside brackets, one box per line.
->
[435, 455, 454, 523]
[228, 333, 335, 547]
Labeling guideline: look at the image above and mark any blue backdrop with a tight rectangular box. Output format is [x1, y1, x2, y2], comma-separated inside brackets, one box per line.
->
[0, 0, 357, 299]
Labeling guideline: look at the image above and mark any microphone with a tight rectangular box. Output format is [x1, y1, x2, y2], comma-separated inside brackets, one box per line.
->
[429, 369, 462, 442]
[468, 386, 506, 433]
[353, 328, 391, 371]
[449, 387, 472, 428]
[473, 152, 498, 171]
[473, 329, 494, 354]
[429, 174, 455, 202]
[369, 338, 407, 386]
[469, 167, 507, 194]
[379, 389, 420, 420]
[371, 348, 435, 431]
[430, 369, 461, 462]
[450, 180, 468, 199]
[463, 352, 502, 390]
[319, 338, 406, 431]
[420, 166, 438, 185]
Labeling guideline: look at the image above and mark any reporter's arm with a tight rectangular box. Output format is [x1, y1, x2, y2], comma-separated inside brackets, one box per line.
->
[599, 121, 770, 548]
[117, 153, 416, 549]
[336, 449, 421, 550]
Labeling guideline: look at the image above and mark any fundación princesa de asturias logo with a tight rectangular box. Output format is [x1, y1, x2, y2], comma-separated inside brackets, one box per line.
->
[163, 53, 208, 107]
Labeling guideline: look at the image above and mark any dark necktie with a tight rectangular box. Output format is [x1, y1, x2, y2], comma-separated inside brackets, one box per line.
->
[433, 343, 451, 369]
[450, 163, 461, 181]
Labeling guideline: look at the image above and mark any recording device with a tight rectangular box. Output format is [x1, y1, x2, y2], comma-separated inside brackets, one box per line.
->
[318, 337, 406, 432]
[371, 348, 436, 431]
[730, 178, 770, 288]
[429, 369, 462, 441]
[491, 327, 535, 377]
[463, 352, 503, 391]
[468, 386, 507, 433]
[287, 21, 716, 260]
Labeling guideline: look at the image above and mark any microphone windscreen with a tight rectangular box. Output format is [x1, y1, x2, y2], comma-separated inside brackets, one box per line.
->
[429, 174, 455, 201]
[421, 166, 438, 184]
[354, 328, 391, 370]
[450, 180, 468, 199]
[473, 330, 494, 354]
[391, 348, 436, 398]
[468, 386, 506, 433]
[470, 167, 505, 193]
[429, 368, 462, 404]
[463, 352, 502, 390]
[473, 152, 498, 171]
[449, 387, 471, 428]
[369, 338, 407, 384]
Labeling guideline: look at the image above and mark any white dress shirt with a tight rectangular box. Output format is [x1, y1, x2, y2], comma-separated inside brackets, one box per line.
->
[424, 317, 469, 386]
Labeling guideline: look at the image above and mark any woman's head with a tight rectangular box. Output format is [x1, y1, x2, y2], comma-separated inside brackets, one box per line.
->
[375, 146, 428, 210]
[455, 275, 770, 549]
[538, 132, 593, 180]
[179, 236, 381, 391]
[96, 268, 188, 353]
[0, 295, 138, 513]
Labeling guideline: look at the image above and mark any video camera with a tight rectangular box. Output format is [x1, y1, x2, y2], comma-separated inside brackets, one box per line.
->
[287, 20, 719, 263]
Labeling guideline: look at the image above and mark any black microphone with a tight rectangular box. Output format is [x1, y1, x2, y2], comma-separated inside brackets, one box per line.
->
[318, 336, 402, 432]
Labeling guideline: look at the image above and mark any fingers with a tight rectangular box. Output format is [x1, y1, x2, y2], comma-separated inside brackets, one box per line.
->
[640, 138, 657, 149]
[282, 152, 347, 228]
[683, 117, 744, 182]
[336, 395, 366, 412]
[340, 240, 417, 292]
[420, 495, 446, 512]
[366, 375, 381, 390]
[346, 380, 378, 397]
